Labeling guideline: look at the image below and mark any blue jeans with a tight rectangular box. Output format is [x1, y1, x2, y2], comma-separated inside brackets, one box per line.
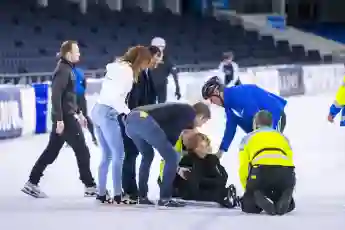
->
[91, 103, 125, 196]
[125, 111, 179, 199]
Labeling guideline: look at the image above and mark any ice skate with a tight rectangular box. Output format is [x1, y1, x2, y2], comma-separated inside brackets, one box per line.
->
[138, 197, 155, 205]
[220, 184, 238, 208]
[254, 191, 276, 215]
[96, 190, 113, 204]
[122, 193, 138, 205]
[158, 199, 186, 207]
[84, 185, 97, 197]
[21, 181, 47, 198]
[275, 188, 294, 215]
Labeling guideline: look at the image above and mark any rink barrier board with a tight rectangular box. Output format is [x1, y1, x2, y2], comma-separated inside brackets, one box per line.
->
[0, 63, 343, 139]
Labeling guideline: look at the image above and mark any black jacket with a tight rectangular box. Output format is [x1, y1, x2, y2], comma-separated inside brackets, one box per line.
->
[134, 103, 195, 144]
[126, 69, 157, 110]
[176, 153, 228, 188]
[150, 53, 180, 91]
[51, 58, 79, 122]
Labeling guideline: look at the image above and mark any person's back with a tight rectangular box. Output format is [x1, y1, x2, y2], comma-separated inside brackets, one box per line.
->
[134, 102, 196, 144]
[239, 110, 295, 215]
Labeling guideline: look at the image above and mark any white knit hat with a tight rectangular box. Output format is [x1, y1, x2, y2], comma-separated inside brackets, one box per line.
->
[151, 37, 166, 49]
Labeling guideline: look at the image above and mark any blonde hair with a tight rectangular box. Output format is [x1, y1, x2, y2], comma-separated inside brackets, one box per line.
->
[119, 46, 152, 82]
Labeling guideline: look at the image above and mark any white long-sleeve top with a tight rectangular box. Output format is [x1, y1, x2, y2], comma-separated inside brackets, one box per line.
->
[218, 61, 240, 86]
[97, 61, 133, 114]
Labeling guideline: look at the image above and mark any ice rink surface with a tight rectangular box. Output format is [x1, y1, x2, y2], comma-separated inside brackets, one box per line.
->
[1, 93, 345, 230]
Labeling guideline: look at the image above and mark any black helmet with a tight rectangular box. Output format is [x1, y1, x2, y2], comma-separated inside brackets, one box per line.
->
[201, 76, 224, 99]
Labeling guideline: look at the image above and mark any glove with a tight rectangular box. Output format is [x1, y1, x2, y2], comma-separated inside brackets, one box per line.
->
[118, 113, 127, 124]
[175, 89, 181, 100]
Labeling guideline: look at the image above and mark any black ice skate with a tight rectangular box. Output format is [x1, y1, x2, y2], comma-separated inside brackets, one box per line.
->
[84, 185, 97, 197]
[275, 188, 294, 215]
[254, 191, 276, 215]
[21, 181, 47, 198]
[221, 184, 238, 208]
[122, 193, 138, 205]
[158, 199, 186, 207]
[96, 190, 113, 204]
[138, 197, 155, 205]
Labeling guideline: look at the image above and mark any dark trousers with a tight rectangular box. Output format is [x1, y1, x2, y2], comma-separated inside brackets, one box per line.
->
[241, 165, 295, 214]
[156, 83, 167, 103]
[77, 94, 96, 141]
[118, 115, 139, 198]
[173, 172, 228, 205]
[125, 111, 179, 199]
[29, 115, 95, 187]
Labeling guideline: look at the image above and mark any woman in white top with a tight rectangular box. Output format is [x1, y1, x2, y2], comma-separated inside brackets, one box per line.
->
[91, 46, 153, 204]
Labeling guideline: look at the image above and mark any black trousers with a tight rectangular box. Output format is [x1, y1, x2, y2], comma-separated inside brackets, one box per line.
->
[172, 171, 228, 205]
[156, 83, 167, 103]
[118, 115, 139, 198]
[29, 115, 95, 187]
[241, 165, 296, 214]
[76, 94, 96, 141]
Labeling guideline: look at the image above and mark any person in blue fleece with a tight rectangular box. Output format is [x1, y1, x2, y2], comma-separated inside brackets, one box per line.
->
[201, 76, 287, 158]
[73, 67, 97, 145]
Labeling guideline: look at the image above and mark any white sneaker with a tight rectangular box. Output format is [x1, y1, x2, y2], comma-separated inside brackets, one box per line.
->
[85, 185, 97, 197]
[21, 181, 48, 198]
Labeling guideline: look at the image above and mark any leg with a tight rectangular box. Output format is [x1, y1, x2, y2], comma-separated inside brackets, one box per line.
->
[120, 116, 139, 198]
[94, 125, 112, 196]
[126, 113, 179, 199]
[129, 135, 154, 198]
[157, 84, 167, 103]
[29, 126, 65, 185]
[98, 109, 125, 197]
[240, 191, 263, 214]
[63, 116, 95, 187]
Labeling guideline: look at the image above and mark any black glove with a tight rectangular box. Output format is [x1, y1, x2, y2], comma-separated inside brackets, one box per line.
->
[175, 89, 181, 100]
[117, 113, 127, 124]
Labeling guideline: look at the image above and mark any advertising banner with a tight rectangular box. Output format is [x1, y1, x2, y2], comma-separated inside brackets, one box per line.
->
[277, 66, 305, 97]
[0, 86, 23, 139]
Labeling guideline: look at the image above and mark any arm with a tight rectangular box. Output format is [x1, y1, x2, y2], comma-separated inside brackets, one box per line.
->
[51, 68, 70, 121]
[167, 57, 180, 93]
[329, 78, 345, 119]
[238, 136, 250, 189]
[218, 109, 238, 154]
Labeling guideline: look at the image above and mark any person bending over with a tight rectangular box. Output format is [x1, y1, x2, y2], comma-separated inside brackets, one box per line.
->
[172, 133, 238, 208]
[239, 110, 295, 215]
[124, 102, 211, 207]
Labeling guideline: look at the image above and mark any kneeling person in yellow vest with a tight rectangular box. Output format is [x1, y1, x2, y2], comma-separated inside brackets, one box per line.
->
[239, 110, 296, 216]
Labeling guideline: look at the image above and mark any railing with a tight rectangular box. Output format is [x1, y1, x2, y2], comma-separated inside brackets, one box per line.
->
[0, 62, 219, 85]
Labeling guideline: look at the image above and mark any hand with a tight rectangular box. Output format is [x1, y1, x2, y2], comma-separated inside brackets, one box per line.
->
[215, 150, 224, 159]
[77, 113, 87, 128]
[175, 90, 181, 100]
[118, 113, 127, 124]
[327, 114, 334, 123]
[177, 167, 191, 180]
[56, 121, 64, 134]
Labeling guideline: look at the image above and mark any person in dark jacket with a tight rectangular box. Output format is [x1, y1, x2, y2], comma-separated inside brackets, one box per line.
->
[22, 41, 97, 198]
[120, 46, 161, 204]
[150, 37, 181, 102]
[73, 67, 97, 145]
[172, 132, 238, 208]
[124, 102, 211, 207]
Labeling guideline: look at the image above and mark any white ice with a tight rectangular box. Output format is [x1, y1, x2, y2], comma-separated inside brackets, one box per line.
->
[0, 93, 345, 230]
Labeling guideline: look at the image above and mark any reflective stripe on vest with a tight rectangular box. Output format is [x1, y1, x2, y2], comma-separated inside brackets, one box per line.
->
[251, 147, 289, 165]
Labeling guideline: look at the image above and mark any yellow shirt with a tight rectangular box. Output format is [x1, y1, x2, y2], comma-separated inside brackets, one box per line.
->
[238, 127, 294, 189]
[334, 76, 345, 106]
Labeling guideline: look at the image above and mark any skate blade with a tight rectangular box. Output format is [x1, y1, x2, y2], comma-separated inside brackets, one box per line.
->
[21, 188, 47, 198]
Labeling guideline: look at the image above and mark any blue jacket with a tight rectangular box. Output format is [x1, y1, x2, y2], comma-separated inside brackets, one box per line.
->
[220, 84, 287, 152]
[73, 68, 86, 95]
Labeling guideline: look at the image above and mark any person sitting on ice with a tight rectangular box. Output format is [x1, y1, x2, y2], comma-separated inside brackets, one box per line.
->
[171, 132, 238, 208]
[238, 110, 295, 215]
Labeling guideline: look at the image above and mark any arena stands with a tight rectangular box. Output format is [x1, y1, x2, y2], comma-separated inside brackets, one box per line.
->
[0, 0, 324, 74]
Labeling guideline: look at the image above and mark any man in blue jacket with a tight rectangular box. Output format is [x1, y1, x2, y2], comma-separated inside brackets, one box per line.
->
[73, 67, 97, 145]
[201, 77, 287, 158]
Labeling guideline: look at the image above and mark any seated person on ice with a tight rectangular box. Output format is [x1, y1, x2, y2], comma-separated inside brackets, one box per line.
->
[239, 110, 295, 216]
[170, 132, 238, 208]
